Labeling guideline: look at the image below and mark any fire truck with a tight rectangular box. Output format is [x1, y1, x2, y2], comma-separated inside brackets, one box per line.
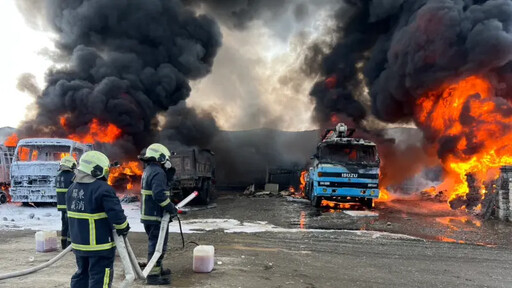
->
[304, 123, 380, 208]
[9, 138, 91, 204]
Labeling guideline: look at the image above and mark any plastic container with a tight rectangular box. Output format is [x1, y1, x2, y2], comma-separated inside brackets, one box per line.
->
[35, 231, 58, 252]
[193, 245, 215, 273]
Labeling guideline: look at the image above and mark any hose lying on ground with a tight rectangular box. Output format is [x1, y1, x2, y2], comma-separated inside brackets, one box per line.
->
[0, 245, 72, 281]
[113, 232, 136, 288]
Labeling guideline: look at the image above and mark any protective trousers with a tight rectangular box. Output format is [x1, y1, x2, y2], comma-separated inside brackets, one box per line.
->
[71, 253, 114, 288]
[144, 223, 169, 275]
[61, 211, 70, 249]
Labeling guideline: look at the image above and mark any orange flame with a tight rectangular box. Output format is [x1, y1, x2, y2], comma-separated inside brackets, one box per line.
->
[416, 76, 512, 206]
[61, 117, 122, 144]
[299, 171, 307, 192]
[108, 161, 143, 191]
[4, 133, 19, 147]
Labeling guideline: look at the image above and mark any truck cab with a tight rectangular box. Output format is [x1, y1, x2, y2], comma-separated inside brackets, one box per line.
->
[10, 138, 90, 203]
[305, 123, 380, 208]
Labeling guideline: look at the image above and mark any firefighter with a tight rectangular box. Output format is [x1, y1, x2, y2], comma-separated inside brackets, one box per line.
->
[140, 143, 177, 285]
[55, 155, 76, 249]
[66, 151, 130, 288]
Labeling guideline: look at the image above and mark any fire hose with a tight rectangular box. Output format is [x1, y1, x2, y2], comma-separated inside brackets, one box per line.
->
[0, 191, 198, 285]
[0, 245, 73, 281]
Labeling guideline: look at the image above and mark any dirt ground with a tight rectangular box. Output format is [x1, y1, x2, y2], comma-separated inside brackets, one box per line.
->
[1, 192, 512, 287]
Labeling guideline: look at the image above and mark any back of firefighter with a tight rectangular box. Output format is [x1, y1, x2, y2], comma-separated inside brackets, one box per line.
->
[55, 155, 76, 249]
[66, 151, 130, 288]
[140, 143, 177, 285]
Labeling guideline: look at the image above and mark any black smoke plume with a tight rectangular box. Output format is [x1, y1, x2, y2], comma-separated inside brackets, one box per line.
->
[16, 0, 222, 159]
[309, 0, 512, 131]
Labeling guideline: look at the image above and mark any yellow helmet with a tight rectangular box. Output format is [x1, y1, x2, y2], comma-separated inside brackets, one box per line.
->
[78, 151, 110, 179]
[144, 143, 171, 163]
[60, 155, 77, 170]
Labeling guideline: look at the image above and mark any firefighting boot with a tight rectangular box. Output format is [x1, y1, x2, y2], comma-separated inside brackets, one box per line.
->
[146, 275, 171, 285]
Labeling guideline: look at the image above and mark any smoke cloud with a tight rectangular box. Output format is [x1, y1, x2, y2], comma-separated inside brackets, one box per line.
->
[16, 0, 222, 158]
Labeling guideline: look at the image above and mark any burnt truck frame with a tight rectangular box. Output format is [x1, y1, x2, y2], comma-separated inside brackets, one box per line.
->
[169, 149, 215, 205]
[10, 138, 91, 204]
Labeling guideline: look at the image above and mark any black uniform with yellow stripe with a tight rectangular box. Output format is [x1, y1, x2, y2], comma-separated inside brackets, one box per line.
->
[56, 169, 74, 211]
[140, 162, 174, 224]
[67, 170, 128, 288]
[55, 169, 74, 248]
[140, 162, 176, 276]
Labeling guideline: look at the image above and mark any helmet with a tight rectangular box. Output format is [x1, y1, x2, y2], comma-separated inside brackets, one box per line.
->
[78, 151, 110, 179]
[60, 155, 77, 170]
[144, 143, 171, 163]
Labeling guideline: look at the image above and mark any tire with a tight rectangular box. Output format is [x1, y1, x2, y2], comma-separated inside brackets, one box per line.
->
[197, 179, 211, 205]
[0, 192, 6, 204]
[365, 198, 374, 210]
[312, 195, 322, 208]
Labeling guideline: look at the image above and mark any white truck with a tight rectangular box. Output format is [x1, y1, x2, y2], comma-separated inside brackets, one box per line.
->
[10, 138, 91, 204]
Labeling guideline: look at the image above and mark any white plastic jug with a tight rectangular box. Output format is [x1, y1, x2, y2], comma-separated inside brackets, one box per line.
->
[35, 231, 58, 252]
[193, 245, 215, 273]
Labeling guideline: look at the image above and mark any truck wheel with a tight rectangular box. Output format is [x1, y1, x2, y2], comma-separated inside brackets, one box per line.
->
[365, 198, 374, 210]
[0, 192, 6, 204]
[198, 180, 211, 205]
[312, 196, 322, 208]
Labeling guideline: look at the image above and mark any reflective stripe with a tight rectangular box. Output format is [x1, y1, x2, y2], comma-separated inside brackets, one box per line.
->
[141, 189, 170, 196]
[68, 211, 109, 249]
[56, 188, 68, 193]
[103, 268, 111, 288]
[141, 215, 162, 221]
[113, 220, 128, 230]
[57, 205, 67, 210]
[67, 211, 108, 220]
[90, 219, 96, 245]
[159, 198, 171, 207]
[71, 242, 115, 251]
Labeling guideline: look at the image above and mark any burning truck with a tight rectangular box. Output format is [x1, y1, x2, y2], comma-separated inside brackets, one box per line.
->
[304, 123, 380, 208]
[9, 138, 91, 203]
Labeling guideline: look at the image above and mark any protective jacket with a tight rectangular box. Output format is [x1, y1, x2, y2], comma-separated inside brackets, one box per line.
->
[56, 169, 74, 211]
[140, 163, 173, 224]
[66, 170, 128, 256]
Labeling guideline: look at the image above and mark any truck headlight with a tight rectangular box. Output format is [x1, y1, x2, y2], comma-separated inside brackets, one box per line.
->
[318, 172, 323, 177]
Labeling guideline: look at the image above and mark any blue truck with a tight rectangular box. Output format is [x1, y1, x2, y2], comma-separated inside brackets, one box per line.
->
[304, 123, 380, 209]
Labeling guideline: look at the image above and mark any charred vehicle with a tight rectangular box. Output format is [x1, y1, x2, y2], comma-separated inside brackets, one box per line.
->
[304, 123, 380, 208]
[169, 149, 215, 205]
[10, 138, 91, 203]
[0, 145, 14, 204]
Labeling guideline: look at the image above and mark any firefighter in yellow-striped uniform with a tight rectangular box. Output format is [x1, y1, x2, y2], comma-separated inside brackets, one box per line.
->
[140, 143, 177, 285]
[55, 155, 76, 249]
[66, 151, 129, 288]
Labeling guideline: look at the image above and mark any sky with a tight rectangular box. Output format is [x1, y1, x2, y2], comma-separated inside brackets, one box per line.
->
[0, 1, 52, 128]
[0, 1, 330, 132]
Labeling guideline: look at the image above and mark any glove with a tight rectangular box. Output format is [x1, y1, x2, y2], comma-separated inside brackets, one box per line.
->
[164, 202, 178, 217]
[116, 223, 130, 236]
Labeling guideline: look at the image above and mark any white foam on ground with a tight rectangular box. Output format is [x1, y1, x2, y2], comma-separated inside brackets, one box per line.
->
[0, 203, 420, 241]
[343, 210, 379, 217]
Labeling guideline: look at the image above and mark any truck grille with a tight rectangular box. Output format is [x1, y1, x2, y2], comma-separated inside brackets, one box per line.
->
[317, 181, 378, 189]
[319, 172, 379, 179]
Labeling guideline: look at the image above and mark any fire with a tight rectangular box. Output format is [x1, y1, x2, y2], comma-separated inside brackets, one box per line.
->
[376, 188, 392, 202]
[299, 171, 307, 192]
[4, 134, 19, 147]
[108, 161, 143, 191]
[61, 117, 122, 144]
[416, 76, 512, 208]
